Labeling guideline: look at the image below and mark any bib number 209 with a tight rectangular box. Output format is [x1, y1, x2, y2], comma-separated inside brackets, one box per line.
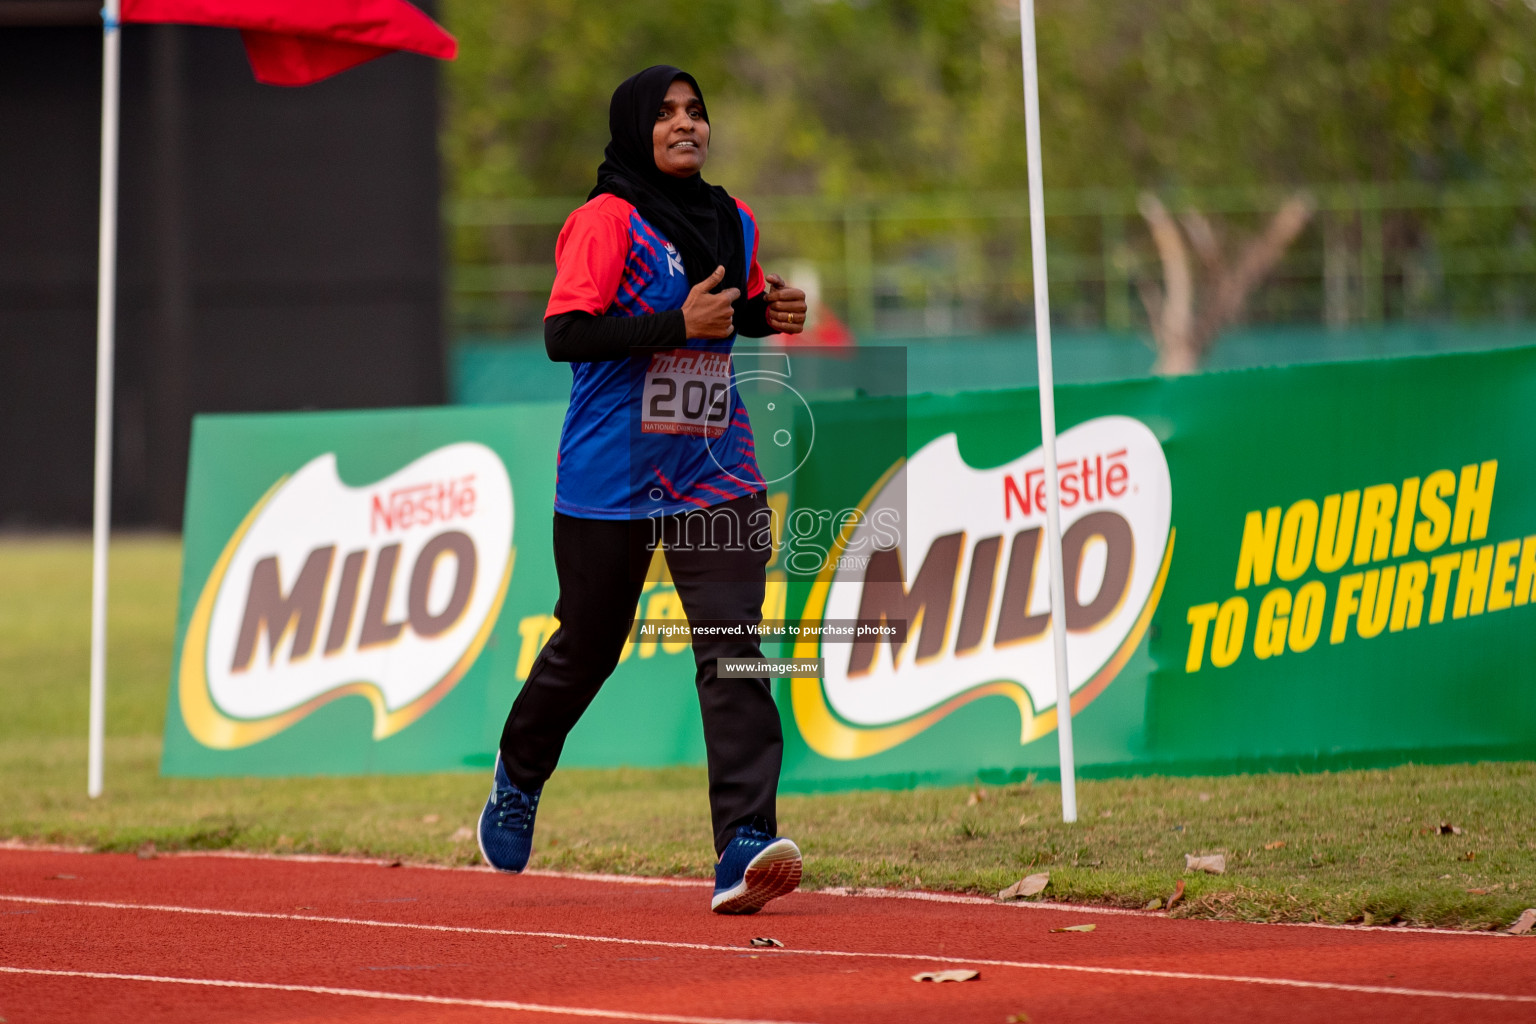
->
[642, 350, 731, 437]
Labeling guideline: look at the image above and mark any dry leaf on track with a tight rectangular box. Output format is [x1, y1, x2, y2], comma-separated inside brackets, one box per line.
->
[998, 872, 1050, 901]
[1166, 878, 1187, 910]
[749, 937, 784, 947]
[912, 969, 980, 983]
[1185, 853, 1226, 874]
[1050, 924, 1096, 933]
[1507, 909, 1536, 935]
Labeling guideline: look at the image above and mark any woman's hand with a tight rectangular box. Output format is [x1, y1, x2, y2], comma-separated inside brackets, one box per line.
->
[682, 265, 740, 339]
[765, 274, 808, 334]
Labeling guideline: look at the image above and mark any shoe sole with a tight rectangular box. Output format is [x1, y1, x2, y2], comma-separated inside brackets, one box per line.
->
[711, 839, 802, 914]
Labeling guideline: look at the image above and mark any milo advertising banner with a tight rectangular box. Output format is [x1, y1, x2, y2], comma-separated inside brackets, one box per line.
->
[777, 345, 1536, 789]
[165, 346, 1536, 787]
[163, 402, 769, 776]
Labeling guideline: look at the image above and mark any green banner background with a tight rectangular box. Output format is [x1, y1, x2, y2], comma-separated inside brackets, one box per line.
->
[165, 347, 1536, 788]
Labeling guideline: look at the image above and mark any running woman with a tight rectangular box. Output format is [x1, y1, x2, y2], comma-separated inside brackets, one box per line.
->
[478, 65, 810, 915]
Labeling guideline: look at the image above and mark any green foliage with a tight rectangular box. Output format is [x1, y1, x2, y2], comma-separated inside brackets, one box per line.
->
[439, 0, 1536, 201]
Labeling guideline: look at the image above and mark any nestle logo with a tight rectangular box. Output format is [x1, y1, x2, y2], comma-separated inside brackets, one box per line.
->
[1003, 449, 1129, 520]
[370, 476, 477, 534]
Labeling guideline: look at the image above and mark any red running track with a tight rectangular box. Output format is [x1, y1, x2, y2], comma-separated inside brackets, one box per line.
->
[1, 847, 1532, 1023]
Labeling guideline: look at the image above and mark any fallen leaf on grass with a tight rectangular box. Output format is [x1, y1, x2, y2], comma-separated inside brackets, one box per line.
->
[1460, 852, 1478, 862]
[1018, 813, 1038, 827]
[998, 873, 1050, 901]
[1198, 792, 1212, 802]
[966, 790, 988, 807]
[1099, 810, 1113, 818]
[450, 827, 474, 842]
[421, 814, 440, 825]
[1143, 898, 1162, 910]
[1437, 822, 1463, 835]
[1166, 879, 1186, 910]
[912, 969, 979, 983]
[1506, 909, 1536, 935]
[749, 937, 784, 948]
[1185, 854, 1226, 875]
[1264, 841, 1287, 850]
[1050, 924, 1096, 933]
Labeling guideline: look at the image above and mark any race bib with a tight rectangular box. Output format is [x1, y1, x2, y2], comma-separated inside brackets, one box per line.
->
[642, 350, 732, 437]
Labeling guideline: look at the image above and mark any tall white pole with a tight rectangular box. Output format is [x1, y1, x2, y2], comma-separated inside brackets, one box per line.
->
[1017, 0, 1077, 823]
[89, 0, 123, 800]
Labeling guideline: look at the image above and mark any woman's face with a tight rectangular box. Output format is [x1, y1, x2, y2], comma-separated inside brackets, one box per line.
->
[652, 79, 709, 178]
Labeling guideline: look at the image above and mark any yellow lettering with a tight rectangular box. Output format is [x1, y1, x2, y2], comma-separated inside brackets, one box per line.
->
[1211, 597, 1248, 668]
[1276, 500, 1319, 581]
[1253, 588, 1291, 660]
[1516, 536, 1536, 607]
[515, 614, 559, 680]
[1317, 491, 1360, 573]
[1331, 573, 1363, 644]
[1390, 560, 1428, 632]
[1427, 553, 1460, 623]
[1487, 539, 1520, 613]
[1392, 477, 1420, 558]
[1235, 507, 1282, 589]
[1289, 581, 1327, 652]
[1185, 603, 1219, 673]
[1452, 545, 1494, 618]
[1356, 567, 1394, 639]
[1451, 461, 1497, 544]
[1415, 470, 1455, 553]
[644, 589, 690, 654]
[1353, 484, 1397, 565]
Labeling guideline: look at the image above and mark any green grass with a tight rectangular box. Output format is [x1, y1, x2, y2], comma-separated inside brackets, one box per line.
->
[2, 535, 1533, 930]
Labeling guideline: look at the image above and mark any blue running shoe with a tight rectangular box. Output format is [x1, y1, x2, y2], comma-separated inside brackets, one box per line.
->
[478, 753, 541, 873]
[711, 824, 802, 914]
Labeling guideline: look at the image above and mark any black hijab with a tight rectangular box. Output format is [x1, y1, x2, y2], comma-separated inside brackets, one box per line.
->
[590, 65, 746, 303]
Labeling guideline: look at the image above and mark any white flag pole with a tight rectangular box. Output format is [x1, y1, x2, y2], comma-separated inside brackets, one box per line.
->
[1017, 0, 1077, 823]
[88, 0, 123, 800]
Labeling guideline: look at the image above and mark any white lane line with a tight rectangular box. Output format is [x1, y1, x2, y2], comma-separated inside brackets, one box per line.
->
[2, 844, 1514, 938]
[0, 965, 811, 1024]
[4, 893, 1532, 1005]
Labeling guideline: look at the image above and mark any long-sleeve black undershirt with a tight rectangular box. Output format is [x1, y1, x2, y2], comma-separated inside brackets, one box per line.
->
[544, 295, 774, 363]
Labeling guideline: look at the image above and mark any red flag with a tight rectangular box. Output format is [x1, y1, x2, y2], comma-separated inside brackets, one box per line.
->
[121, 0, 457, 86]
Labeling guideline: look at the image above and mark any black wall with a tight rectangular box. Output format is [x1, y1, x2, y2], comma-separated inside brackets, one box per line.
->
[0, 15, 445, 527]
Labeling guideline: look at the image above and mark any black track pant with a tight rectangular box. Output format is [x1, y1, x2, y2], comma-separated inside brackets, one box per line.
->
[499, 491, 782, 856]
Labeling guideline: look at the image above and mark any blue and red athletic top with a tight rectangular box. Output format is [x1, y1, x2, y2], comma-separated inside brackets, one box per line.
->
[545, 193, 767, 519]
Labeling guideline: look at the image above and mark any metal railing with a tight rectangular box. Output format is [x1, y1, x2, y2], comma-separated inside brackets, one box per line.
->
[449, 183, 1536, 338]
